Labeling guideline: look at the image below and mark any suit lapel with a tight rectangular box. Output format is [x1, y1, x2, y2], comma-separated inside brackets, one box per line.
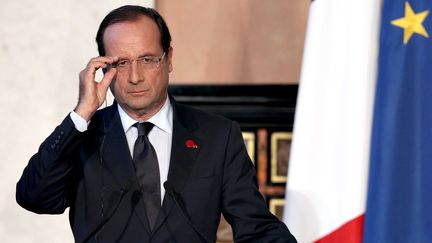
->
[152, 100, 201, 233]
[98, 99, 202, 235]
[167, 114, 201, 192]
[97, 104, 151, 234]
[98, 105, 136, 187]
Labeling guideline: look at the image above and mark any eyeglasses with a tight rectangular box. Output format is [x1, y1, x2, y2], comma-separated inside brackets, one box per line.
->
[109, 52, 166, 73]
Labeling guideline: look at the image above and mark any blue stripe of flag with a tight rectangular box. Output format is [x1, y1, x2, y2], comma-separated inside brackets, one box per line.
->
[364, 0, 432, 242]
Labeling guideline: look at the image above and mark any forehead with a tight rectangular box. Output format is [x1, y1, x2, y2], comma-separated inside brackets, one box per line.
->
[103, 16, 162, 56]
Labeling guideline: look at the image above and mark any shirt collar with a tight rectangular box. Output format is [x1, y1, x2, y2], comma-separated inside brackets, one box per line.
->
[117, 98, 173, 134]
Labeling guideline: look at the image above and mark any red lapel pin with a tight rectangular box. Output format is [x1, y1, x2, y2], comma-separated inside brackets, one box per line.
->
[185, 139, 198, 149]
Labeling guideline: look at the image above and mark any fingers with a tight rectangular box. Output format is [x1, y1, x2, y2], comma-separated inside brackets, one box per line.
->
[99, 67, 117, 90]
[75, 56, 118, 121]
[79, 56, 119, 89]
[84, 56, 118, 79]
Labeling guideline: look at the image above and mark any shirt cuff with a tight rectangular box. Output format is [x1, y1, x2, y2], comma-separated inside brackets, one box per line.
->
[70, 111, 89, 132]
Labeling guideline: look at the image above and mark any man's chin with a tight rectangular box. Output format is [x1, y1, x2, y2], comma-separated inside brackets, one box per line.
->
[128, 103, 152, 113]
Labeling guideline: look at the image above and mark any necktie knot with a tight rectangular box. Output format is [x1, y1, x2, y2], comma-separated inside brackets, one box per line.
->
[134, 122, 154, 137]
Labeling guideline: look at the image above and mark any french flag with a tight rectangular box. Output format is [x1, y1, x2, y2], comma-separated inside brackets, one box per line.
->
[283, 0, 432, 242]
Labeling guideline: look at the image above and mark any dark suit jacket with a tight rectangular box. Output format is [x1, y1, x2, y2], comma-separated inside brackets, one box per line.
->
[16, 98, 296, 243]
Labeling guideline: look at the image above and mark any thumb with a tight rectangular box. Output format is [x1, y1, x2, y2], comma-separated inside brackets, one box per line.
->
[99, 68, 117, 91]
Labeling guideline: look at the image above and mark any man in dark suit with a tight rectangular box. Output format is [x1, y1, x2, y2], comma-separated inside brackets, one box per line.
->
[16, 5, 297, 243]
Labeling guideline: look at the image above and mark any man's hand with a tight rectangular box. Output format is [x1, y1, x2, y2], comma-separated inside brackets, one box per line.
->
[74, 56, 118, 121]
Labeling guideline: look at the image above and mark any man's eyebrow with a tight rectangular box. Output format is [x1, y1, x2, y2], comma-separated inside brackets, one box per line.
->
[115, 56, 128, 61]
[115, 53, 156, 60]
[138, 53, 157, 58]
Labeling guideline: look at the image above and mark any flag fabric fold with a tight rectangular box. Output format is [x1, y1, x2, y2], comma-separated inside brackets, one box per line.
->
[283, 0, 381, 242]
[364, 1, 432, 242]
[285, 0, 432, 242]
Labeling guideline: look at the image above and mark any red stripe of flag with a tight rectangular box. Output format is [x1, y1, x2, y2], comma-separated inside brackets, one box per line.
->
[315, 214, 364, 243]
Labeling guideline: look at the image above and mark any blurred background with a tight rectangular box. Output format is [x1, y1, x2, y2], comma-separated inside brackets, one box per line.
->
[0, 0, 309, 242]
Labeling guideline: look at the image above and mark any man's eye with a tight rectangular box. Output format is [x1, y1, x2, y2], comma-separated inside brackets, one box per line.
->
[117, 60, 128, 67]
[141, 57, 152, 64]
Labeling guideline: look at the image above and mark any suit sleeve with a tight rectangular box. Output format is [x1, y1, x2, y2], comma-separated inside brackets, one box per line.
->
[221, 121, 297, 243]
[16, 115, 85, 214]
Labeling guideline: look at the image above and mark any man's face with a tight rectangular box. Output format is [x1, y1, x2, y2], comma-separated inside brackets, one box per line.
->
[103, 16, 173, 118]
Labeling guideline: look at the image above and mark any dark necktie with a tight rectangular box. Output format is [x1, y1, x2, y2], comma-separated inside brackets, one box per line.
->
[133, 122, 161, 230]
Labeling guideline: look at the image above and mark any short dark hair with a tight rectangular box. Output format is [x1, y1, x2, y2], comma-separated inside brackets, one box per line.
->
[96, 5, 171, 56]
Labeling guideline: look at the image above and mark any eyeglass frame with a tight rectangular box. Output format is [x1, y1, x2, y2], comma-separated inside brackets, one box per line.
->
[108, 52, 166, 73]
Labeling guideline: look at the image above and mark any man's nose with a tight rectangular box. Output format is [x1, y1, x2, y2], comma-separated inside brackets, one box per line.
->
[128, 62, 143, 84]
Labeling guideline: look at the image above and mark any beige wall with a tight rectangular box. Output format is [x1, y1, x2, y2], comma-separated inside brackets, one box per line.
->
[1, 1, 309, 242]
[157, 0, 309, 84]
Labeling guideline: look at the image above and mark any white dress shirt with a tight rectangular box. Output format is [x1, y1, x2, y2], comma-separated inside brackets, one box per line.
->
[70, 98, 173, 204]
